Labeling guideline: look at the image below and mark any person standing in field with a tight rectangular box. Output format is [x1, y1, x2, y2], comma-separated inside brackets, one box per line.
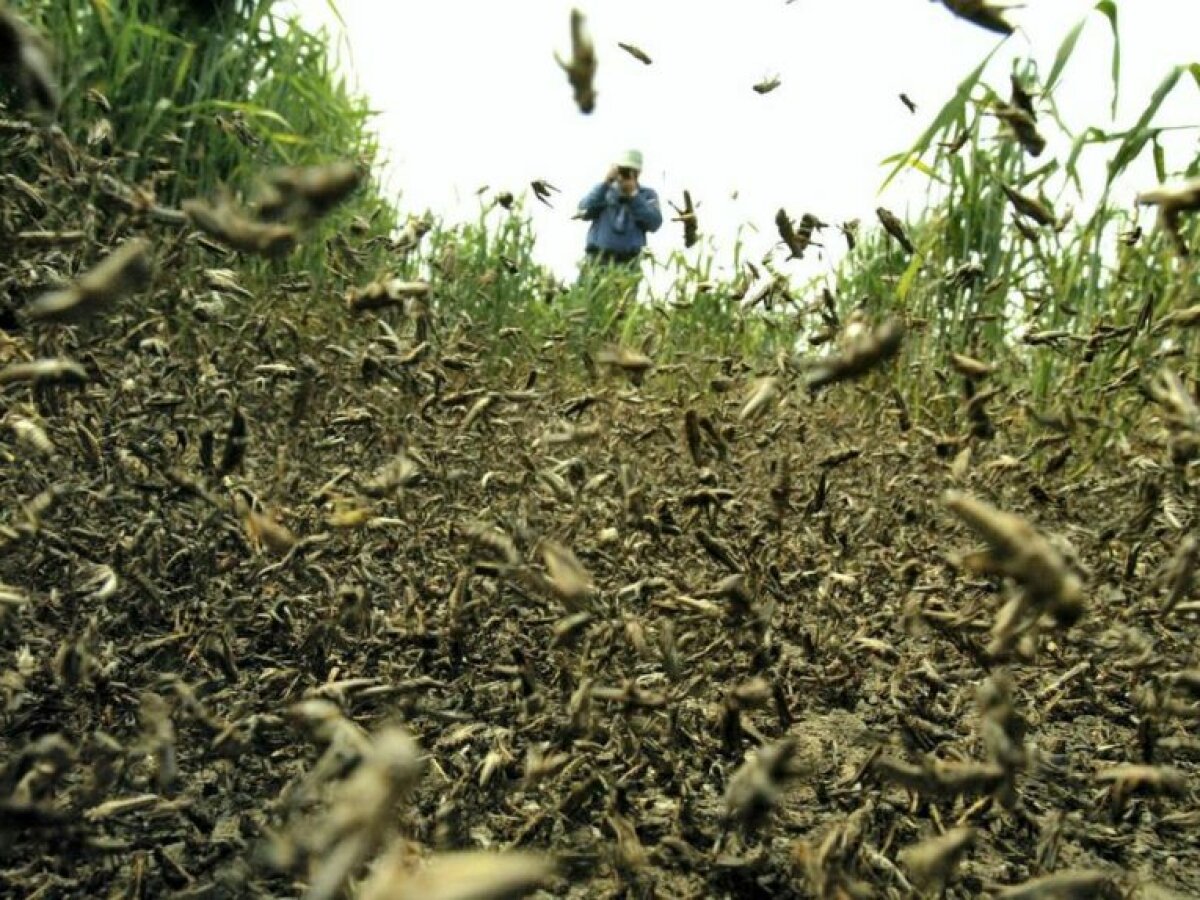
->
[576, 149, 663, 268]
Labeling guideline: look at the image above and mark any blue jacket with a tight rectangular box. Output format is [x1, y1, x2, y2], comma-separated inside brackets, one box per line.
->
[578, 182, 663, 255]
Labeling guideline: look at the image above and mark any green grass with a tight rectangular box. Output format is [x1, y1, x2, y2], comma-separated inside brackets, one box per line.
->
[8, 0, 1198, 454]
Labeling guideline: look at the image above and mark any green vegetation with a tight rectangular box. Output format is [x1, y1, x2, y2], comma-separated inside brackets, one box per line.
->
[866, 5, 1200, 419]
[3, 4, 1200, 896]
[7, 0, 1198, 447]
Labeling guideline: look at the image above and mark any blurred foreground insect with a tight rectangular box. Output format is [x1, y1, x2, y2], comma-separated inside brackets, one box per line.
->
[804, 319, 905, 390]
[182, 196, 297, 257]
[1137, 176, 1200, 257]
[0, 358, 88, 386]
[936, 0, 1020, 37]
[556, 9, 597, 114]
[26, 239, 152, 324]
[0, 5, 59, 113]
[359, 848, 554, 900]
[256, 160, 363, 224]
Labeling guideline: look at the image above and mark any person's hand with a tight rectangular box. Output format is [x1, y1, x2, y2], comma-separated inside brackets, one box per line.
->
[605, 164, 619, 183]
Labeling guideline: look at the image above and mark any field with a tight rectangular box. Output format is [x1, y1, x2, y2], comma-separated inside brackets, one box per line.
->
[1, 2, 1199, 898]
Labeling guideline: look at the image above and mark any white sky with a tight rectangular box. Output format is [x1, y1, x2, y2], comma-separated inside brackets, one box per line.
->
[283, 0, 1198, 287]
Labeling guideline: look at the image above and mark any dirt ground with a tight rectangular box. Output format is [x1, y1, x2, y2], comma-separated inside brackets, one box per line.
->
[2, 121, 1199, 900]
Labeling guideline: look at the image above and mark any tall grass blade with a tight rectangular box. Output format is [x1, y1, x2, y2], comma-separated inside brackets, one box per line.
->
[1107, 66, 1183, 184]
[879, 45, 1002, 194]
[1094, 1, 1121, 119]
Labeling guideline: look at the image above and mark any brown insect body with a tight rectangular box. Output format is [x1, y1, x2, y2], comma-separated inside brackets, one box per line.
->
[557, 9, 597, 114]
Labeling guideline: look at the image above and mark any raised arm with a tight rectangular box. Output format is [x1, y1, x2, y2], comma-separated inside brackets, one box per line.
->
[628, 188, 663, 232]
[577, 182, 616, 221]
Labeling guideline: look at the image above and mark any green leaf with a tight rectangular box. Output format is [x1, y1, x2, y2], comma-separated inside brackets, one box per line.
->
[266, 131, 311, 146]
[88, 0, 114, 40]
[130, 21, 191, 46]
[896, 250, 924, 303]
[1107, 66, 1183, 184]
[1152, 136, 1166, 182]
[208, 100, 294, 129]
[1044, 17, 1087, 97]
[908, 158, 946, 183]
[1094, 1, 1121, 119]
[172, 44, 196, 96]
[323, 0, 347, 30]
[1065, 127, 1109, 194]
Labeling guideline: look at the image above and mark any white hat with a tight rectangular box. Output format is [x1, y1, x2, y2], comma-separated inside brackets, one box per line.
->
[614, 148, 643, 171]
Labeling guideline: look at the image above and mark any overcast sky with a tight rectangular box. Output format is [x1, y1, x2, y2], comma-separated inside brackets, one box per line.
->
[283, 1, 1198, 286]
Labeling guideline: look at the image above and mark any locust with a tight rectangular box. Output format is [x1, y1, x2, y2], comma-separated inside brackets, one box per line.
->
[182, 196, 297, 257]
[359, 848, 553, 900]
[950, 352, 994, 379]
[944, 490, 1084, 656]
[840, 219, 859, 250]
[617, 41, 651, 65]
[1137, 176, 1200, 256]
[0, 358, 88, 386]
[346, 279, 431, 313]
[670, 190, 700, 248]
[994, 99, 1045, 157]
[873, 755, 1008, 799]
[26, 239, 152, 324]
[241, 503, 297, 556]
[0, 5, 59, 113]
[556, 9, 597, 114]
[256, 160, 363, 224]
[739, 376, 780, 422]
[1156, 303, 1200, 329]
[1160, 533, 1199, 616]
[876, 207, 914, 254]
[596, 345, 653, 383]
[723, 737, 805, 830]
[359, 453, 420, 498]
[937, 0, 1020, 37]
[898, 826, 976, 892]
[994, 870, 1122, 900]
[530, 179, 559, 206]
[391, 215, 432, 254]
[216, 407, 247, 477]
[1002, 183, 1056, 226]
[1095, 764, 1188, 819]
[1145, 369, 1200, 465]
[804, 319, 905, 390]
[775, 208, 824, 259]
[290, 726, 424, 900]
[541, 539, 595, 610]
